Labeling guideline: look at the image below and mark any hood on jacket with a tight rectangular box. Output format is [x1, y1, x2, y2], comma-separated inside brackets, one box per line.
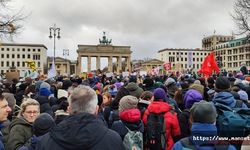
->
[119, 108, 141, 123]
[147, 101, 172, 114]
[49, 113, 108, 149]
[213, 92, 236, 108]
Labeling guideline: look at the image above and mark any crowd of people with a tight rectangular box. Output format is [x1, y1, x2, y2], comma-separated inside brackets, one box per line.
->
[0, 70, 249, 150]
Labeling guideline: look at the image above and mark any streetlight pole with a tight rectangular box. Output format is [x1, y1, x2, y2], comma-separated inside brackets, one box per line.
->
[49, 24, 61, 60]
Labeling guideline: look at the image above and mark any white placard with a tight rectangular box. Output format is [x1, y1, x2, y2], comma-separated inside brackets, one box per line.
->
[122, 72, 130, 77]
[140, 71, 147, 76]
[106, 72, 113, 78]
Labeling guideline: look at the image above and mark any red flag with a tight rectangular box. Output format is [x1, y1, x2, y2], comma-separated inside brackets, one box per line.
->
[163, 62, 171, 71]
[198, 52, 220, 77]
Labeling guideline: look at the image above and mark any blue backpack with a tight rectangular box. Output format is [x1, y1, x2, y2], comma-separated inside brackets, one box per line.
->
[215, 102, 250, 138]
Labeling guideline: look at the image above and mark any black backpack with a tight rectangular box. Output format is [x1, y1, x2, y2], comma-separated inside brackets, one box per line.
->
[145, 112, 166, 150]
[108, 109, 119, 128]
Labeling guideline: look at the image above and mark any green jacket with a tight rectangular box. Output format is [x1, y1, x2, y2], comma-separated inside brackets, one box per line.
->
[5, 117, 33, 150]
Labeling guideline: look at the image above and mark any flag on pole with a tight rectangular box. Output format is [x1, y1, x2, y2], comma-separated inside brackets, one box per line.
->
[47, 58, 57, 79]
[187, 51, 193, 67]
[198, 52, 220, 77]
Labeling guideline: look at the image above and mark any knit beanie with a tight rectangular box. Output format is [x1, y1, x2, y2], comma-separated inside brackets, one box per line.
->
[62, 80, 72, 90]
[215, 76, 230, 92]
[35, 81, 43, 92]
[165, 78, 176, 87]
[190, 100, 217, 124]
[40, 82, 51, 90]
[125, 82, 144, 98]
[153, 88, 167, 101]
[33, 113, 55, 136]
[184, 89, 203, 109]
[119, 95, 139, 112]
[238, 90, 248, 102]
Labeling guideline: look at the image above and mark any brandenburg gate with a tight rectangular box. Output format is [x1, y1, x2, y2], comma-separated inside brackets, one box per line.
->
[76, 32, 132, 75]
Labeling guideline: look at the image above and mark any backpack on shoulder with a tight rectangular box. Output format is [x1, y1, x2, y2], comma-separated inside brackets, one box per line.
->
[215, 102, 250, 138]
[123, 126, 143, 150]
[108, 109, 119, 128]
[145, 113, 166, 150]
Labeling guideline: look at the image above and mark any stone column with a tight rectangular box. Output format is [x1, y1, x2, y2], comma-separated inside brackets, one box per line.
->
[96, 56, 100, 70]
[117, 56, 122, 73]
[126, 56, 131, 72]
[67, 61, 70, 75]
[76, 56, 82, 75]
[87, 56, 91, 72]
[108, 56, 113, 72]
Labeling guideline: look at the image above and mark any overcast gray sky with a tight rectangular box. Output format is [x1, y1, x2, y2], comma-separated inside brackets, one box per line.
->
[5, 0, 236, 61]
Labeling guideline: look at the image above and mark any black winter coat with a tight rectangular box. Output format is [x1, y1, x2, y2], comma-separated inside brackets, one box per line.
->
[36, 113, 124, 150]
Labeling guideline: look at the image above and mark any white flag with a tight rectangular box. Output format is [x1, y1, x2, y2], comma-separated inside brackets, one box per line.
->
[187, 51, 193, 67]
[47, 58, 56, 79]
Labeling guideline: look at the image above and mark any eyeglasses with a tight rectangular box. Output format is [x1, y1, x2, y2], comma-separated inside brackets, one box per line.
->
[24, 111, 39, 115]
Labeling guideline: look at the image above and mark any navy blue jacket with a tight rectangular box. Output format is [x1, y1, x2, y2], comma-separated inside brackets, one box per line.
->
[0, 124, 5, 150]
[173, 123, 236, 150]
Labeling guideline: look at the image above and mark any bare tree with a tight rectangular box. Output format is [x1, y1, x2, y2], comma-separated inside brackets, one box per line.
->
[0, 0, 25, 40]
[232, 0, 250, 37]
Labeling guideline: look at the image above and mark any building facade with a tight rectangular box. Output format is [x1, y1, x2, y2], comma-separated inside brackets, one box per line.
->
[0, 43, 47, 75]
[158, 35, 250, 73]
[158, 48, 211, 72]
[214, 37, 250, 71]
[140, 59, 164, 72]
[47, 57, 76, 76]
[202, 35, 234, 50]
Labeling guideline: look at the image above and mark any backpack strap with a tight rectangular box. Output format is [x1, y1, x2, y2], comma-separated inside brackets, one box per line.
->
[108, 110, 114, 128]
[235, 100, 243, 108]
[161, 113, 167, 149]
[119, 120, 132, 132]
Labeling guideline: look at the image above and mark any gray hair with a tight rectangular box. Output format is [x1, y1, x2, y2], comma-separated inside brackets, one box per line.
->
[69, 85, 98, 114]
